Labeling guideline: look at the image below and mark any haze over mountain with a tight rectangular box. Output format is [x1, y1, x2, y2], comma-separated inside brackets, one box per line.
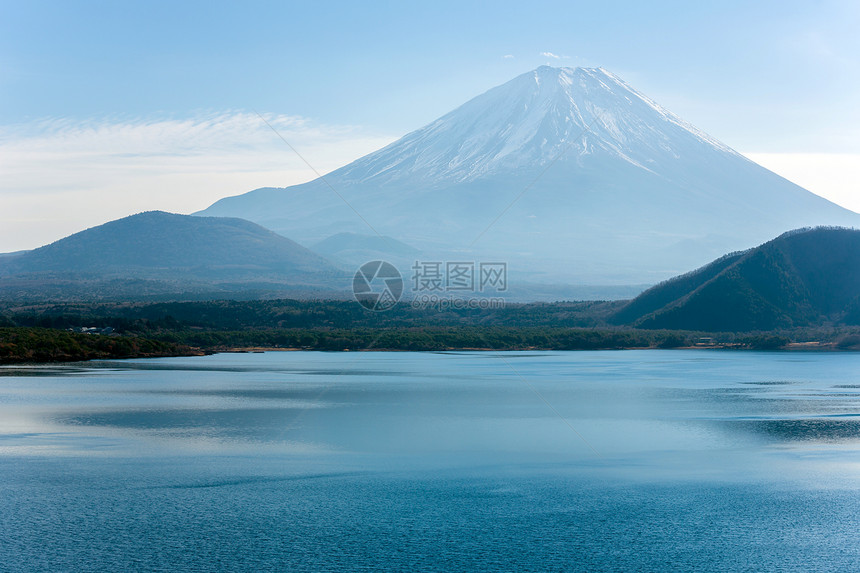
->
[199, 66, 860, 286]
[311, 232, 420, 269]
[612, 227, 860, 331]
[0, 211, 344, 300]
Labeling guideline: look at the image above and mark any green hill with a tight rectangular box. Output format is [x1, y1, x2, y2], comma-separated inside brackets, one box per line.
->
[611, 227, 860, 331]
[0, 212, 345, 300]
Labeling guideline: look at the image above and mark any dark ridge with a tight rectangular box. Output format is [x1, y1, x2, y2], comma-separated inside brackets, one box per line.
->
[612, 227, 860, 331]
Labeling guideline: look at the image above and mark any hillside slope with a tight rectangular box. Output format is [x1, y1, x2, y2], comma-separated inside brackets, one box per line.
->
[0, 212, 344, 300]
[612, 227, 860, 331]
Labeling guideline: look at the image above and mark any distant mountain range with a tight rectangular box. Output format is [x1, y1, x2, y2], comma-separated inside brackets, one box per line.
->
[0, 212, 346, 301]
[4, 67, 858, 306]
[2, 213, 858, 333]
[198, 66, 860, 285]
[612, 227, 860, 331]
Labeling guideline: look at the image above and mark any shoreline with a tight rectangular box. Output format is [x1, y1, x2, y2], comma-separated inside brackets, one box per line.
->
[2, 344, 854, 366]
[213, 342, 850, 354]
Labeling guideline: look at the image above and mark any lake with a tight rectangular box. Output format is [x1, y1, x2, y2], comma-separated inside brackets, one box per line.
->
[2, 350, 860, 571]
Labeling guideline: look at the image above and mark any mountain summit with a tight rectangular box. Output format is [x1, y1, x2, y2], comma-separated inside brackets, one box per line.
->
[335, 66, 735, 185]
[199, 67, 860, 285]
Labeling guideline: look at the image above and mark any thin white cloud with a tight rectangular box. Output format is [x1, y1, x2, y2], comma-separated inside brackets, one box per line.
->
[0, 112, 396, 251]
[540, 52, 561, 59]
[503, 54, 514, 59]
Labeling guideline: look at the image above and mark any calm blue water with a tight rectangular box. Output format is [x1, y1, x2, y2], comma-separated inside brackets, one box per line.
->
[2, 350, 860, 571]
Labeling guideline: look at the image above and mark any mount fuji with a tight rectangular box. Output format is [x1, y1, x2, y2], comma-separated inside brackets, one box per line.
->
[198, 66, 860, 285]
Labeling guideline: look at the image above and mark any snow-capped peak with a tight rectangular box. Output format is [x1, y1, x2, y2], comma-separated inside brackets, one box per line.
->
[335, 66, 740, 186]
[199, 65, 860, 287]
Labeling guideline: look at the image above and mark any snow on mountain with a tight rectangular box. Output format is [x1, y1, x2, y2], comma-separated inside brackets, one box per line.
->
[335, 66, 738, 186]
[199, 67, 860, 286]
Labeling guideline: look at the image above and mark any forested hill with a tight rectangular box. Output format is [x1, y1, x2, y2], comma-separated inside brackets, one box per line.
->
[0, 211, 337, 277]
[612, 227, 860, 331]
[0, 211, 346, 300]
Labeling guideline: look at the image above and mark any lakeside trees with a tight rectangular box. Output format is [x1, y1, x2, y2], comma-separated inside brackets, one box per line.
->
[0, 327, 190, 363]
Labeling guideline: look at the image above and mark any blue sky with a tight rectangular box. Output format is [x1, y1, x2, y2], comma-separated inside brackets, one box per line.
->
[1, 0, 858, 250]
